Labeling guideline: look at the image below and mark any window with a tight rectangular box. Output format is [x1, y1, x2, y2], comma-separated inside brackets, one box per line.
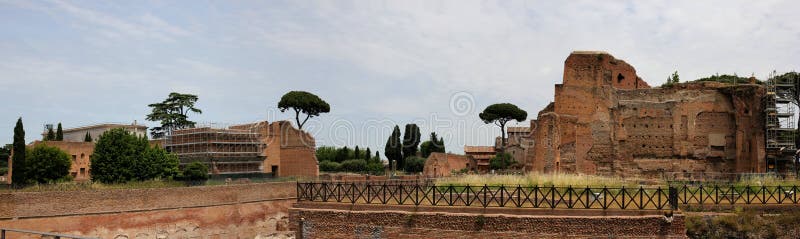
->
[80, 153, 85, 159]
[617, 73, 624, 83]
[72, 155, 77, 161]
[80, 168, 85, 176]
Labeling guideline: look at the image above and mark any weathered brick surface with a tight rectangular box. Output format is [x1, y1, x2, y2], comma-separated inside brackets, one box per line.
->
[289, 203, 686, 238]
[0, 182, 295, 218]
[527, 51, 765, 178]
[0, 182, 297, 239]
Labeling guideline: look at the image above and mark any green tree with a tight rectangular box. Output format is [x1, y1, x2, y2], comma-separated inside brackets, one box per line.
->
[489, 153, 515, 170]
[401, 124, 421, 164]
[364, 148, 372, 161]
[340, 159, 367, 172]
[315, 146, 337, 162]
[403, 156, 426, 173]
[319, 161, 341, 172]
[24, 144, 72, 184]
[11, 118, 26, 186]
[0, 144, 10, 168]
[374, 151, 380, 163]
[420, 132, 445, 158]
[146, 92, 202, 139]
[91, 128, 179, 183]
[384, 125, 403, 169]
[479, 103, 527, 151]
[45, 127, 55, 141]
[335, 146, 350, 163]
[277, 91, 330, 130]
[353, 146, 361, 159]
[182, 161, 209, 182]
[55, 123, 63, 141]
[84, 132, 92, 142]
[671, 71, 680, 84]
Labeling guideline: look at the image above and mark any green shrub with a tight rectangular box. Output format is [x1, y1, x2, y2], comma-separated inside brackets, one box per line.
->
[366, 161, 385, 175]
[489, 153, 515, 170]
[24, 144, 72, 184]
[319, 160, 342, 172]
[403, 156, 425, 173]
[182, 161, 209, 182]
[340, 159, 367, 172]
[91, 128, 179, 183]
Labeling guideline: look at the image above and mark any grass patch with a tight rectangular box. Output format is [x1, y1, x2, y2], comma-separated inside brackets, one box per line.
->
[435, 173, 657, 188]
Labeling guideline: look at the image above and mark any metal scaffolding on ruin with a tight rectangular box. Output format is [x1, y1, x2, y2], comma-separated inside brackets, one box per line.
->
[163, 122, 266, 175]
[765, 71, 796, 172]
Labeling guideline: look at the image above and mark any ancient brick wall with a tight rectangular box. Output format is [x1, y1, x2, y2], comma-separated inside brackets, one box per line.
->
[527, 51, 766, 178]
[289, 203, 686, 238]
[262, 121, 319, 178]
[0, 182, 296, 239]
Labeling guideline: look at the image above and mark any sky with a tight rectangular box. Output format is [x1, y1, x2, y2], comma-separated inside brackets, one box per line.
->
[1, 0, 799, 156]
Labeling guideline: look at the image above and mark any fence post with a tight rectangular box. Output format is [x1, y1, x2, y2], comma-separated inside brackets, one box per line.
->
[669, 186, 678, 210]
[298, 217, 305, 239]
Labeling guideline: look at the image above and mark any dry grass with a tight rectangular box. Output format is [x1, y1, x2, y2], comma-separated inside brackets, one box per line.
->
[435, 173, 660, 188]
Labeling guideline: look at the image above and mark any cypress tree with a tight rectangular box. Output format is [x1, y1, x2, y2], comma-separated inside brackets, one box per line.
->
[401, 124, 421, 167]
[46, 127, 55, 141]
[11, 118, 26, 186]
[56, 123, 63, 141]
[384, 126, 402, 168]
[353, 146, 361, 159]
[84, 132, 92, 142]
[364, 148, 371, 161]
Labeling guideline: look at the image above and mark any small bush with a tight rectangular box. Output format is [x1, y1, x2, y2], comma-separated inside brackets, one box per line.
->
[366, 162, 385, 175]
[340, 159, 367, 172]
[489, 153, 515, 170]
[403, 156, 425, 173]
[319, 160, 342, 172]
[182, 161, 209, 182]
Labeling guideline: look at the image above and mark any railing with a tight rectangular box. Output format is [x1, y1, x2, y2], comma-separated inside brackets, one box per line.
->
[676, 185, 800, 205]
[298, 182, 800, 210]
[297, 182, 677, 210]
[0, 228, 99, 239]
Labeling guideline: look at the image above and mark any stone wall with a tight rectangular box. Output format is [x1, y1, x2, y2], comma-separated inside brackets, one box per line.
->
[526, 51, 766, 178]
[0, 182, 297, 239]
[289, 202, 686, 238]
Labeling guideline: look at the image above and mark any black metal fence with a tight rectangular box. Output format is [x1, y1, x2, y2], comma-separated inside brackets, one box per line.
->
[297, 182, 677, 210]
[297, 182, 800, 210]
[675, 184, 800, 205]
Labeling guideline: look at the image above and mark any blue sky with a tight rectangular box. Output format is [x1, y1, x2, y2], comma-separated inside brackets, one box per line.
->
[1, 0, 799, 155]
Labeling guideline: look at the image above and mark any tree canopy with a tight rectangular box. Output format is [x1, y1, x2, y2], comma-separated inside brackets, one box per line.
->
[84, 132, 92, 142]
[420, 132, 445, 158]
[384, 125, 403, 169]
[55, 123, 63, 141]
[479, 103, 527, 150]
[24, 144, 72, 184]
[401, 123, 421, 165]
[146, 92, 202, 138]
[90, 128, 179, 183]
[277, 91, 330, 130]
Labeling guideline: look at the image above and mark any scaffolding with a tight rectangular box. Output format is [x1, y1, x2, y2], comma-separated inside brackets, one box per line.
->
[164, 122, 267, 175]
[765, 71, 796, 172]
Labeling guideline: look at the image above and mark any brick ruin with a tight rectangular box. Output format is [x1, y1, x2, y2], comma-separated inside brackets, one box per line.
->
[525, 51, 767, 178]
